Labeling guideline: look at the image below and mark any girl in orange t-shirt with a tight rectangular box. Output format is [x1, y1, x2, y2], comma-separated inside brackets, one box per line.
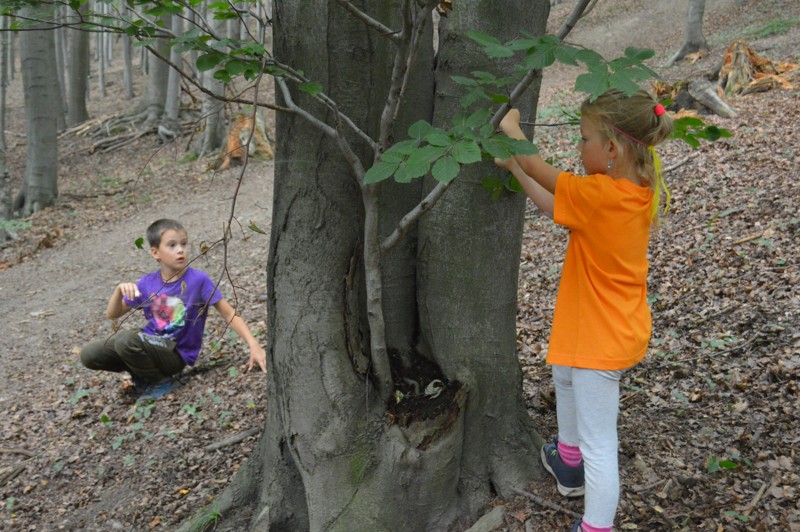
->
[496, 89, 673, 532]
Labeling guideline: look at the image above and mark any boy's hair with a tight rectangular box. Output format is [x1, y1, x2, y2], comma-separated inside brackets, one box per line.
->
[581, 89, 674, 219]
[147, 219, 186, 248]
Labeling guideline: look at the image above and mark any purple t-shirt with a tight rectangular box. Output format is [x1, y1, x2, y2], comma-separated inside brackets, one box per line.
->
[123, 267, 223, 366]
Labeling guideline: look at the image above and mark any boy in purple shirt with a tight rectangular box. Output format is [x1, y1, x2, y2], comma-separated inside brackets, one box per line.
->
[80, 219, 266, 397]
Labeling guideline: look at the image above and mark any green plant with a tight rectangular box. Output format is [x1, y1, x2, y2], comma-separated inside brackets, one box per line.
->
[746, 17, 800, 38]
[707, 454, 751, 474]
[70, 388, 98, 405]
[191, 504, 222, 532]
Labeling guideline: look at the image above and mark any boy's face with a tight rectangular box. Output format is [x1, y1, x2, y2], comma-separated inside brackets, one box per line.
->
[151, 229, 188, 273]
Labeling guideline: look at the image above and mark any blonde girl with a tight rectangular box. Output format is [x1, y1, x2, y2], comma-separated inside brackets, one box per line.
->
[497, 89, 673, 532]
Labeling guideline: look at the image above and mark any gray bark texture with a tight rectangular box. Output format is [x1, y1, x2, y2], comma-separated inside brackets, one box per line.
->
[197, 3, 226, 156]
[664, 0, 708, 67]
[14, 5, 60, 216]
[66, 4, 90, 127]
[143, 16, 171, 128]
[183, 1, 551, 530]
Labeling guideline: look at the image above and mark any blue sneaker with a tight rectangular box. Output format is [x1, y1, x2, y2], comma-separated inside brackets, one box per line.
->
[135, 376, 180, 401]
[571, 520, 584, 532]
[541, 438, 585, 497]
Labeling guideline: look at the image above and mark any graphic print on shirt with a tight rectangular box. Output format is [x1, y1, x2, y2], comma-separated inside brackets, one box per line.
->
[151, 293, 187, 334]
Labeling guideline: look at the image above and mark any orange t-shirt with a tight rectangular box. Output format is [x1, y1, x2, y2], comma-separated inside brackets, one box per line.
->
[547, 171, 653, 370]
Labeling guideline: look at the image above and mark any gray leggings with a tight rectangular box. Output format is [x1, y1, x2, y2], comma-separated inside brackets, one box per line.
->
[552, 365, 623, 529]
[80, 330, 185, 383]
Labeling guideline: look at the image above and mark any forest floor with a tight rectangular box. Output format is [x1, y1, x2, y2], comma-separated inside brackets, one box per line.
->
[1, 0, 799, 530]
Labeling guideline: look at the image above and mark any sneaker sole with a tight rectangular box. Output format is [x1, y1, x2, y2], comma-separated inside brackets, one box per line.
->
[540, 446, 585, 498]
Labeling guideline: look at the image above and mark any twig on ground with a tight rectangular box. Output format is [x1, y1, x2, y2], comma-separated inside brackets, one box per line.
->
[204, 427, 261, 452]
[512, 488, 581, 519]
[0, 448, 35, 457]
[743, 475, 773, 516]
[0, 461, 29, 487]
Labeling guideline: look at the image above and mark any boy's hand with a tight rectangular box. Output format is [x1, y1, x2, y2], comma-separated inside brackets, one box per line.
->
[248, 344, 267, 373]
[118, 282, 141, 300]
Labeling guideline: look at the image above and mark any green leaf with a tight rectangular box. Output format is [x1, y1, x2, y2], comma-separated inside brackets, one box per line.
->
[505, 175, 524, 193]
[416, 145, 448, 162]
[196, 52, 225, 72]
[465, 108, 492, 129]
[431, 156, 460, 183]
[554, 44, 580, 66]
[400, 152, 432, 180]
[424, 131, 452, 147]
[471, 71, 497, 83]
[466, 31, 501, 48]
[525, 42, 557, 70]
[608, 73, 642, 96]
[135, 237, 145, 249]
[380, 150, 406, 164]
[484, 44, 514, 58]
[451, 75, 479, 87]
[298, 82, 323, 97]
[624, 47, 656, 62]
[408, 120, 433, 140]
[575, 72, 610, 100]
[364, 161, 398, 184]
[451, 140, 482, 164]
[576, 49, 605, 68]
[248, 222, 268, 235]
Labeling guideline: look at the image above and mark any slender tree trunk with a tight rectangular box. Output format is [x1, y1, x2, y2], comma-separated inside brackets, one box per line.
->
[14, 5, 60, 216]
[160, 14, 183, 141]
[197, 3, 226, 156]
[664, 0, 708, 67]
[97, 26, 106, 98]
[143, 16, 170, 127]
[181, 1, 552, 530]
[66, 3, 91, 126]
[0, 16, 10, 242]
[123, 30, 134, 99]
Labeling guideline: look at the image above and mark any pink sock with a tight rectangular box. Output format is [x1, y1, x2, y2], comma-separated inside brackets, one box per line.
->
[557, 440, 582, 467]
[579, 520, 612, 532]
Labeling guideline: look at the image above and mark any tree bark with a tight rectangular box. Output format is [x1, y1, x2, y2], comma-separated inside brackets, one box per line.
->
[183, 1, 551, 530]
[664, 0, 708, 67]
[160, 14, 183, 142]
[66, 3, 90, 127]
[143, 16, 171, 128]
[197, 3, 226, 157]
[14, 5, 60, 216]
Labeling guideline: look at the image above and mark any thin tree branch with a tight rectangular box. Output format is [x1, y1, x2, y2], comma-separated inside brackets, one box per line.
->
[382, 0, 595, 252]
[335, 0, 400, 41]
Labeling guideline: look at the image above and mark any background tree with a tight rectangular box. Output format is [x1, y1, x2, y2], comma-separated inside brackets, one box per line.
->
[664, 0, 708, 67]
[13, 3, 62, 216]
[65, 1, 90, 126]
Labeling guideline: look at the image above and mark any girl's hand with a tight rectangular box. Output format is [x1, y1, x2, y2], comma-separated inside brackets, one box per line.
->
[499, 108, 522, 136]
[494, 156, 516, 172]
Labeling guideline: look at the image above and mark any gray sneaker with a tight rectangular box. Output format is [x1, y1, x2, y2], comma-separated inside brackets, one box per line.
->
[541, 438, 585, 497]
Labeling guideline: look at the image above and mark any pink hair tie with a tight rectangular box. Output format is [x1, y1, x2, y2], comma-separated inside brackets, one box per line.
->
[654, 103, 666, 117]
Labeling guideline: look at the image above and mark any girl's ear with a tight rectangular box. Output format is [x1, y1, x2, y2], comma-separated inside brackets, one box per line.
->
[606, 137, 620, 159]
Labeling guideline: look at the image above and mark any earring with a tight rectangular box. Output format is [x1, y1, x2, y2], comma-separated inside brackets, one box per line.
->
[607, 160, 613, 170]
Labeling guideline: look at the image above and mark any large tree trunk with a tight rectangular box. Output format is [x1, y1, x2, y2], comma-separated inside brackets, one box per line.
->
[182, 1, 550, 530]
[14, 5, 60, 216]
[664, 0, 708, 67]
[419, 1, 548, 513]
